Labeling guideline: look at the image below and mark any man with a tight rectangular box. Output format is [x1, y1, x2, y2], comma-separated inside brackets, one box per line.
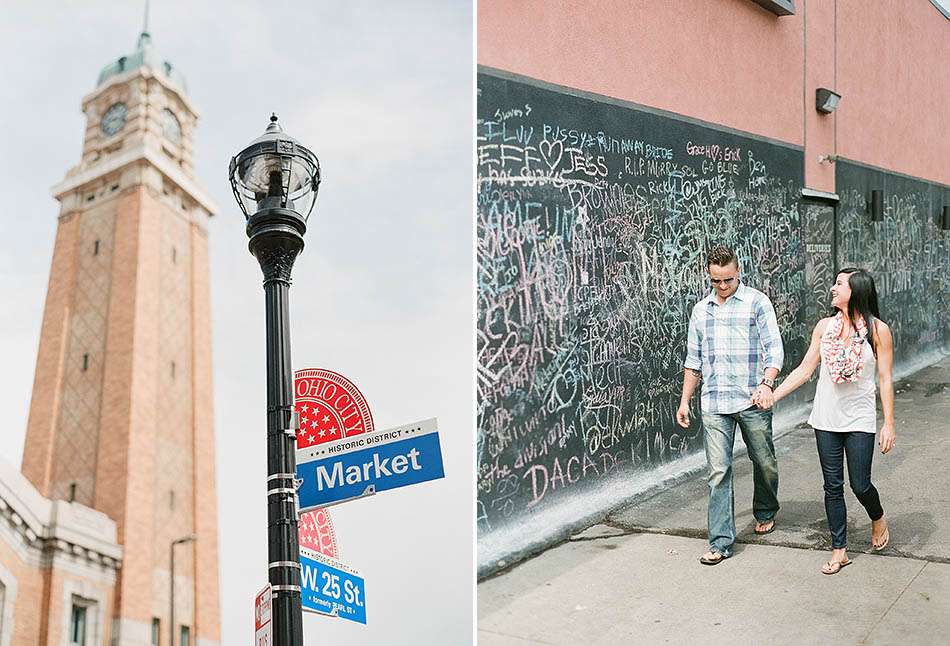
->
[676, 245, 784, 565]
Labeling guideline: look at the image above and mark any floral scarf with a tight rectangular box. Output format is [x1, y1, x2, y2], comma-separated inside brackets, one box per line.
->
[821, 312, 869, 383]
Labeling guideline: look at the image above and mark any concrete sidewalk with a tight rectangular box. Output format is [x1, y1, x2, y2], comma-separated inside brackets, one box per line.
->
[478, 356, 950, 645]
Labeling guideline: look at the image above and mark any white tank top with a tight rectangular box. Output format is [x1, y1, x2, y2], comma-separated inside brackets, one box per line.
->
[808, 338, 877, 433]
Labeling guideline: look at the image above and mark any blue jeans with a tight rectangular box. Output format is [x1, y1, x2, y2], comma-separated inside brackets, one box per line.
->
[814, 430, 884, 549]
[702, 407, 780, 556]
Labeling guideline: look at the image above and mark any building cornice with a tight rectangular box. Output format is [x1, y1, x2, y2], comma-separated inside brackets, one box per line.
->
[0, 458, 122, 571]
[51, 142, 218, 216]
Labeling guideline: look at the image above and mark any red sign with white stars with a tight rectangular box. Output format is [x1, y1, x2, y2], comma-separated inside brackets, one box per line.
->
[297, 508, 338, 559]
[293, 368, 374, 449]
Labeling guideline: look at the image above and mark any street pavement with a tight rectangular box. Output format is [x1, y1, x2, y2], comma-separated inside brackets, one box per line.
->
[478, 355, 950, 645]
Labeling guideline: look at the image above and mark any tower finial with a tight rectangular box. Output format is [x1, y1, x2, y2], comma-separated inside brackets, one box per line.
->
[136, 0, 152, 50]
[265, 113, 283, 133]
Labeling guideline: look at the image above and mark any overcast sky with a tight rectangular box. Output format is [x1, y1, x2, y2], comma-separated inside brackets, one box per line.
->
[0, 1, 473, 643]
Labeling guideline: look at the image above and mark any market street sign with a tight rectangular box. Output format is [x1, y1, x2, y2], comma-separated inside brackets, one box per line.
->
[295, 418, 444, 511]
[299, 547, 367, 624]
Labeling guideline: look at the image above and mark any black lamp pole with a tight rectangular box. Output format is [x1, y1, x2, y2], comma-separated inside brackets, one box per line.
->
[255, 194, 304, 645]
[230, 114, 321, 646]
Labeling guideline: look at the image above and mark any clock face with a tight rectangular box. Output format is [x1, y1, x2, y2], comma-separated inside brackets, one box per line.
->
[161, 108, 182, 145]
[101, 102, 127, 136]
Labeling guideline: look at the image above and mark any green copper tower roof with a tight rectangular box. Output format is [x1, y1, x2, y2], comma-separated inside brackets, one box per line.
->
[96, 30, 188, 92]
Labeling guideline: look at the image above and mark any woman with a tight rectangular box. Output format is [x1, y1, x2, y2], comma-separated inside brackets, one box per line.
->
[771, 268, 896, 574]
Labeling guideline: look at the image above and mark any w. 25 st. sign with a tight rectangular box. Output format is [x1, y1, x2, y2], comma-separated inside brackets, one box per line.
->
[299, 548, 366, 624]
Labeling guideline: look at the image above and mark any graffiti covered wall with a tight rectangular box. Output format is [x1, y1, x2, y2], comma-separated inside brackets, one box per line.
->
[476, 70, 812, 571]
[836, 161, 950, 364]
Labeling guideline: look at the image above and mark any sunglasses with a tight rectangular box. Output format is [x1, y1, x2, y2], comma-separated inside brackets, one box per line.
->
[709, 277, 737, 286]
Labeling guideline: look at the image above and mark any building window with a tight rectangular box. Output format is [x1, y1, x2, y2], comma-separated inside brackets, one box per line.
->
[93, 240, 100, 255]
[171, 361, 176, 379]
[82, 354, 89, 371]
[69, 482, 77, 502]
[180, 625, 191, 646]
[70, 603, 87, 645]
[151, 618, 160, 645]
[172, 246, 177, 263]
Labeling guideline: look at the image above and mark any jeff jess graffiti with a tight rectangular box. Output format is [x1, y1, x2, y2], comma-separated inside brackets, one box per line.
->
[476, 71, 807, 537]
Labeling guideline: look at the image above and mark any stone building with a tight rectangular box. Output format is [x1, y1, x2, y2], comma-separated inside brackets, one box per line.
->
[0, 25, 220, 646]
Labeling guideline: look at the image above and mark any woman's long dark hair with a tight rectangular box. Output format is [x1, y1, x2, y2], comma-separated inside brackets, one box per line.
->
[833, 267, 882, 351]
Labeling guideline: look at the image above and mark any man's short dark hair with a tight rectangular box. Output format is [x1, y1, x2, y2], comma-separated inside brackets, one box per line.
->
[707, 245, 738, 269]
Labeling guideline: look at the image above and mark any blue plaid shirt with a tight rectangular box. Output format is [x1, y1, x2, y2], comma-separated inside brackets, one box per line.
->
[684, 283, 784, 414]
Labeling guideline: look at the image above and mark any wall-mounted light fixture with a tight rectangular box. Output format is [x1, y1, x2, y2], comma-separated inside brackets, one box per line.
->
[816, 88, 842, 114]
[941, 205, 950, 230]
[869, 189, 884, 222]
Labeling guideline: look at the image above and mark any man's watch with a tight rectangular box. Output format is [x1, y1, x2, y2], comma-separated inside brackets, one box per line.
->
[760, 377, 776, 390]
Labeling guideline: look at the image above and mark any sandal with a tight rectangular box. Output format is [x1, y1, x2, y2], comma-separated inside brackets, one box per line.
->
[872, 518, 890, 551]
[699, 550, 731, 566]
[754, 519, 776, 535]
[821, 558, 851, 575]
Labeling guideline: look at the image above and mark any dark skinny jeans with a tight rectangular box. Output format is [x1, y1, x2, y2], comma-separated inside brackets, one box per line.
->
[814, 429, 884, 549]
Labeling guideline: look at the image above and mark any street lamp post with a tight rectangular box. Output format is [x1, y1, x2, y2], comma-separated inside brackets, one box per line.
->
[170, 533, 197, 646]
[229, 114, 321, 646]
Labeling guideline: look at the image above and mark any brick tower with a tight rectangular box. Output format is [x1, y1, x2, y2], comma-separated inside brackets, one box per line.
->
[19, 27, 221, 646]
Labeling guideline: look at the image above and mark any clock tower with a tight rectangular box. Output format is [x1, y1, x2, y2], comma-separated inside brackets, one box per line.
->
[20, 27, 220, 646]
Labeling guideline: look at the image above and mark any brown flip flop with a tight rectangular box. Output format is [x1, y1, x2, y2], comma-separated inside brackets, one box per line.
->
[699, 550, 731, 565]
[754, 519, 775, 535]
[821, 558, 851, 575]
[872, 524, 890, 551]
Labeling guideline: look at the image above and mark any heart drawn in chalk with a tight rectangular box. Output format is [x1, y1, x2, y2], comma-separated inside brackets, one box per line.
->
[538, 139, 563, 170]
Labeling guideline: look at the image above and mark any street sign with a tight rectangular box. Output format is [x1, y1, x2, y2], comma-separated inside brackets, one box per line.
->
[299, 547, 367, 624]
[295, 418, 444, 511]
[298, 508, 339, 558]
[294, 368, 374, 449]
[254, 584, 272, 646]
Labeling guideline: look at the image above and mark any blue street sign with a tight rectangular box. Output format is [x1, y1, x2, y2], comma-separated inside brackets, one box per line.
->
[299, 548, 367, 624]
[296, 419, 445, 511]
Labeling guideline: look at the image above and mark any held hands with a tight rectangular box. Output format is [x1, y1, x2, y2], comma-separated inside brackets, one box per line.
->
[752, 385, 774, 410]
[879, 423, 896, 454]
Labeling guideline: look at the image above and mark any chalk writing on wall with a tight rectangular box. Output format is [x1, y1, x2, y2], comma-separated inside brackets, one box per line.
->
[476, 71, 807, 535]
[803, 203, 836, 325]
[835, 162, 950, 363]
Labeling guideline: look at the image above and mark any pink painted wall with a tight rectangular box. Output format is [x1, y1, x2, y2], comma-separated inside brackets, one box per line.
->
[478, 0, 950, 187]
[804, 0, 836, 192]
[836, 0, 950, 185]
[478, 0, 805, 146]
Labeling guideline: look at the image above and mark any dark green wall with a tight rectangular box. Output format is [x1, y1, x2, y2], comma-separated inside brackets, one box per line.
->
[836, 161, 950, 365]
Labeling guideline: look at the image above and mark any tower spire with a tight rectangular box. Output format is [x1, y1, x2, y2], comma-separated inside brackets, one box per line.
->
[137, 0, 151, 49]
